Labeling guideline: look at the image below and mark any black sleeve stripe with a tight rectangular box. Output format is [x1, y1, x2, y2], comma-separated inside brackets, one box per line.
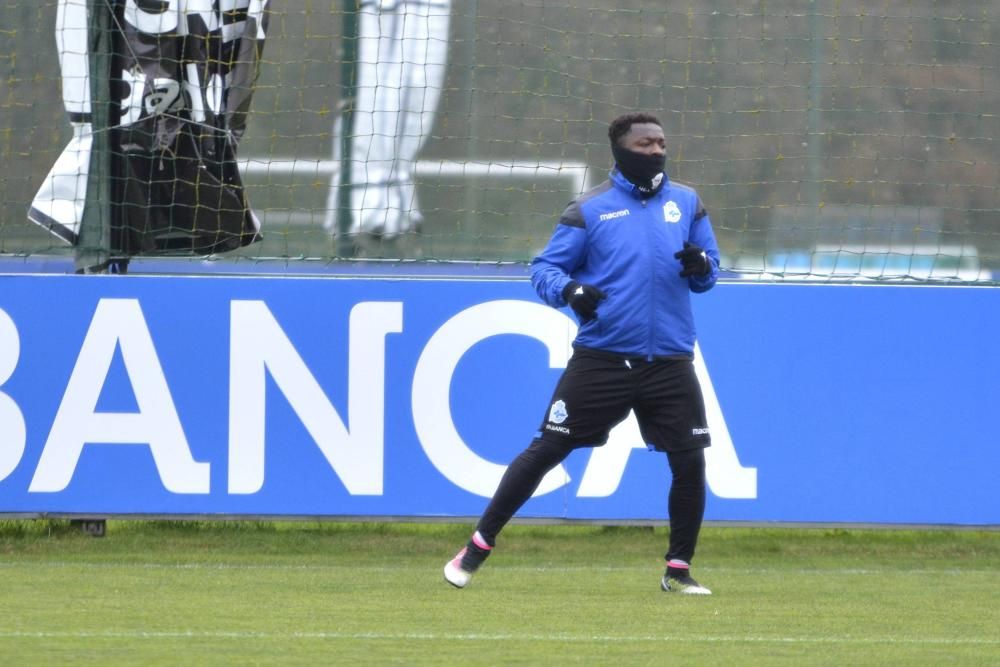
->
[558, 200, 585, 228]
[693, 197, 707, 221]
[557, 180, 613, 228]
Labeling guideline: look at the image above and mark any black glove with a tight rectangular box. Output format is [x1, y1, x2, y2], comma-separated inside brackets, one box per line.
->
[562, 281, 607, 322]
[674, 241, 711, 277]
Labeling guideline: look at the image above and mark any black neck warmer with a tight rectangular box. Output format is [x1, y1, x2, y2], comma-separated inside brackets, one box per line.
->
[611, 142, 667, 197]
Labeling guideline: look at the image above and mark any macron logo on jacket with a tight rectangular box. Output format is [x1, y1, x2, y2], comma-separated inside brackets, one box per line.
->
[598, 209, 630, 222]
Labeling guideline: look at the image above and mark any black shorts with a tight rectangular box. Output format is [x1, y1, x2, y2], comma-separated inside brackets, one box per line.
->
[536, 347, 711, 453]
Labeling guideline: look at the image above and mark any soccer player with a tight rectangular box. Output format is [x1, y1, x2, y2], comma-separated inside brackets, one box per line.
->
[444, 112, 720, 595]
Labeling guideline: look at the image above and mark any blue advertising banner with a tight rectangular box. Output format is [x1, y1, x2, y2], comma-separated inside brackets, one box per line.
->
[0, 274, 996, 525]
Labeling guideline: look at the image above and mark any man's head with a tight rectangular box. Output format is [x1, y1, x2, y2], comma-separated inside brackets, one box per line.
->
[608, 112, 666, 155]
[607, 112, 667, 195]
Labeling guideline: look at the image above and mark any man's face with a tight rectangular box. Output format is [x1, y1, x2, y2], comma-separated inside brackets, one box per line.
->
[620, 123, 666, 156]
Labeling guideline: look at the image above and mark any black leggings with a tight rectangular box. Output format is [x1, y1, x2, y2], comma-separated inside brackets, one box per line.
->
[475, 438, 706, 564]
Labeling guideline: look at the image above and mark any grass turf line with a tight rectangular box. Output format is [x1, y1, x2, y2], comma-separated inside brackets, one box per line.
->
[0, 521, 997, 665]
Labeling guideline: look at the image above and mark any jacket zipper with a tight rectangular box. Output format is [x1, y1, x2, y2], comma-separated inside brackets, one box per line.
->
[642, 199, 655, 360]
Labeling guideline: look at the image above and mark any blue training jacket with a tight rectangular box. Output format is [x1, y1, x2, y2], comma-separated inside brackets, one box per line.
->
[531, 168, 720, 358]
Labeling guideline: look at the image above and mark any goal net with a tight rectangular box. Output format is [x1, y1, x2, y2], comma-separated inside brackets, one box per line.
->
[1, 1, 997, 281]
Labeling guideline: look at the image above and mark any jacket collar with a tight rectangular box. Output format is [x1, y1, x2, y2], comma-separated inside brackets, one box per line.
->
[609, 167, 670, 200]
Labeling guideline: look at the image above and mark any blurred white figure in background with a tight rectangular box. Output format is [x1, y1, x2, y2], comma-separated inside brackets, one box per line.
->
[324, 0, 451, 240]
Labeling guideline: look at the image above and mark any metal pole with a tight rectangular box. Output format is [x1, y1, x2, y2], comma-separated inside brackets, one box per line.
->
[337, 0, 360, 259]
[807, 3, 823, 211]
[75, 0, 114, 273]
[461, 0, 481, 241]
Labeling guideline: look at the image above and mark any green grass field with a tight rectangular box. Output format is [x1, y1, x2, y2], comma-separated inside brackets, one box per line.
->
[1, 520, 997, 665]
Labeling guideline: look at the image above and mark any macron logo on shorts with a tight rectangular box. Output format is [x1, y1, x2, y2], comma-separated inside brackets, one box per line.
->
[692, 427, 710, 436]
